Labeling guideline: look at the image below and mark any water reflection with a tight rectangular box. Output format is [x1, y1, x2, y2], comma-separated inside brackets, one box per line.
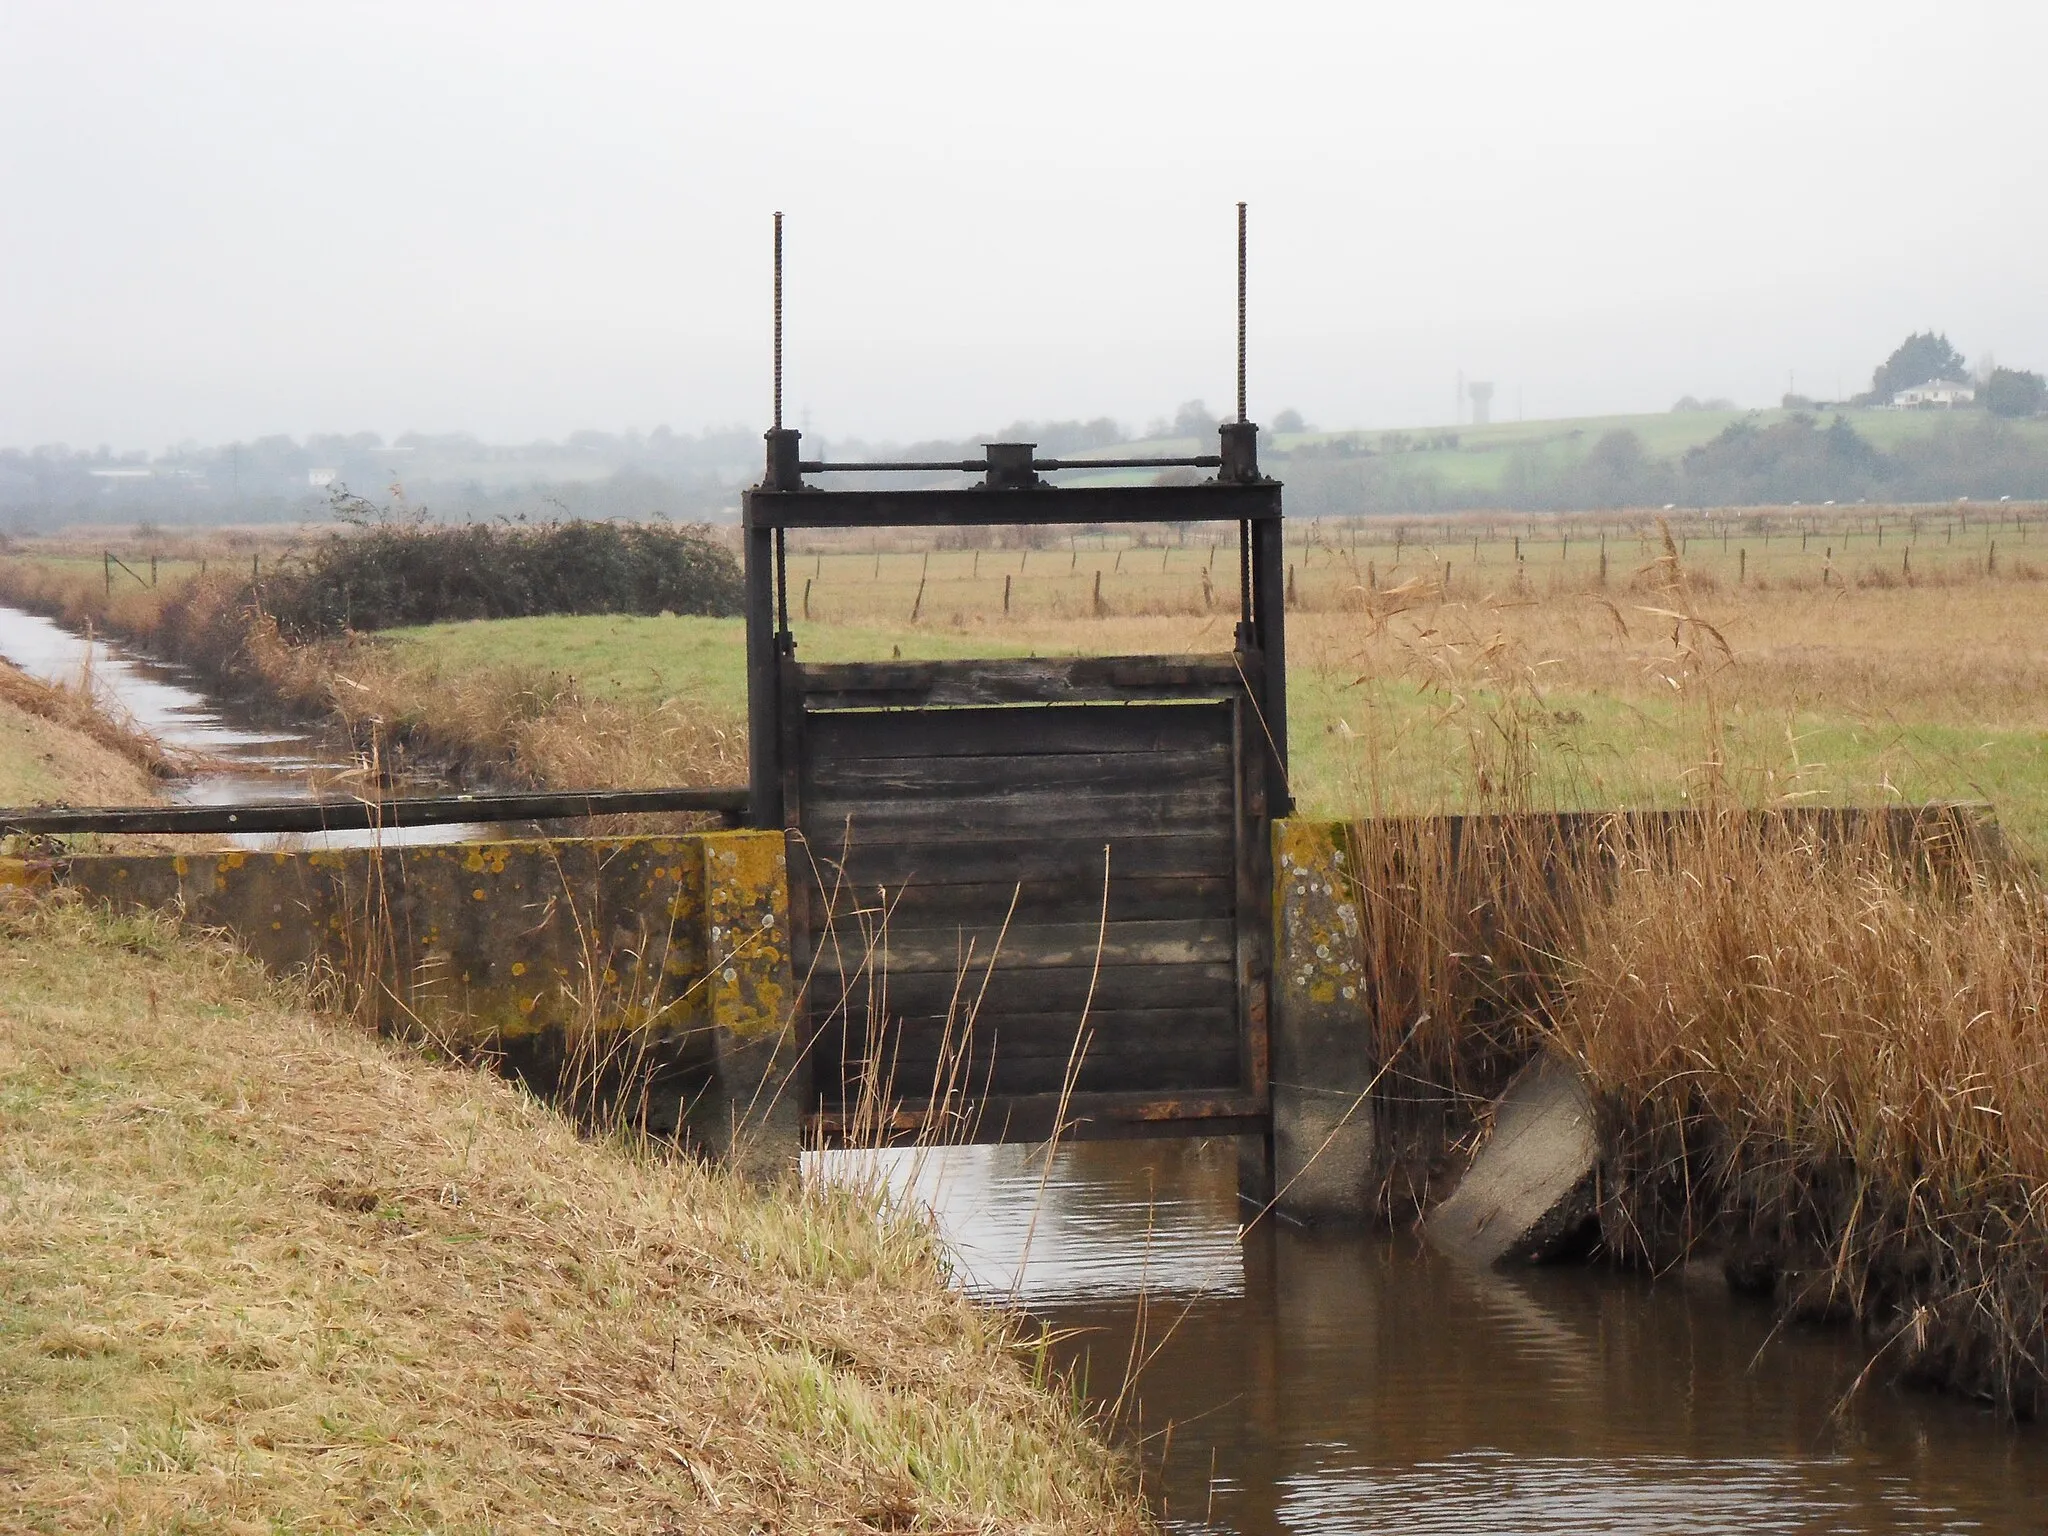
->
[819, 1139, 2048, 1534]
[0, 603, 477, 847]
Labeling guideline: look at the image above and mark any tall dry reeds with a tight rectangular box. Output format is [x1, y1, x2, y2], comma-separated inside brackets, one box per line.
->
[1326, 526, 2048, 1411]
[1544, 810, 2048, 1412]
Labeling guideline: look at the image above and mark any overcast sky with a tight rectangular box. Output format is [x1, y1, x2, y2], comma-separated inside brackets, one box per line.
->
[4, 1, 2044, 452]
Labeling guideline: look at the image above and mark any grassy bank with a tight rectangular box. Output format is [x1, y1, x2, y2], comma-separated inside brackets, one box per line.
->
[0, 900, 1145, 1532]
[0, 557, 743, 796]
[0, 629, 1146, 1531]
[0, 663, 169, 808]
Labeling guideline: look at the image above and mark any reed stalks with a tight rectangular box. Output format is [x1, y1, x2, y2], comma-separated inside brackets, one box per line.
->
[1327, 528, 2048, 1412]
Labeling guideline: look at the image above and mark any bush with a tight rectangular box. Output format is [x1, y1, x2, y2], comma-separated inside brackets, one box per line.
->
[1984, 367, 2048, 419]
[260, 504, 743, 637]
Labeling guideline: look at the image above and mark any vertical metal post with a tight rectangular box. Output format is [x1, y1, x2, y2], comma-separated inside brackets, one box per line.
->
[1236, 201, 1248, 424]
[746, 213, 793, 829]
[744, 499, 781, 829]
[773, 211, 784, 433]
[1252, 515, 1290, 815]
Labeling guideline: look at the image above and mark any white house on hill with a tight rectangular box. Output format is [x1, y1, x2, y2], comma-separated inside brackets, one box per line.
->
[1892, 378, 1976, 409]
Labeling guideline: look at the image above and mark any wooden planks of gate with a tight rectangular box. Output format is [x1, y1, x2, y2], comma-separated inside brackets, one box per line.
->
[785, 658, 1271, 1145]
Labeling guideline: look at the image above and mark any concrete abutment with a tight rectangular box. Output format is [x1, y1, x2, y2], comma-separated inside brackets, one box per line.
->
[13, 803, 1992, 1219]
[24, 829, 807, 1179]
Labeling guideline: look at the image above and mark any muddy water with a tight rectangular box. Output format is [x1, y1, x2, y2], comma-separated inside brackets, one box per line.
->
[9, 602, 2042, 1530]
[836, 1139, 2048, 1534]
[0, 603, 477, 846]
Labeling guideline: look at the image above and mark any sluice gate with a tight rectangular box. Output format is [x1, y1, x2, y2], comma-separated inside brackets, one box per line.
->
[744, 455, 1288, 1146]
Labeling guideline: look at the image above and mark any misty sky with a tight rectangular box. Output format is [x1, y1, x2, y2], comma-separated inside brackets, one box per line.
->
[5, 1, 2045, 453]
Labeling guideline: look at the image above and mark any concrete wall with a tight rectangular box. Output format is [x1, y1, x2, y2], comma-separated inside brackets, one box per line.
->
[25, 832, 803, 1174]
[14, 802, 1994, 1200]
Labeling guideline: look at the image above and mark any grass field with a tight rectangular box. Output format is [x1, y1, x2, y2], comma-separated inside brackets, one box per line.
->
[375, 508, 2048, 847]
[1089, 406, 2048, 497]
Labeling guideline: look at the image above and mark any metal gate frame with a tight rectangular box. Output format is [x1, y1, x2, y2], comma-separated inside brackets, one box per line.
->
[741, 429, 1288, 1144]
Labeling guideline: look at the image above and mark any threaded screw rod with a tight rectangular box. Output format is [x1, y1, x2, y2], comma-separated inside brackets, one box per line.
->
[772, 212, 784, 432]
[1236, 201, 1247, 424]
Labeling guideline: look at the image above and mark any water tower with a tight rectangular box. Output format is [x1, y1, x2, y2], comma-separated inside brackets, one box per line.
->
[1467, 380, 1495, 426]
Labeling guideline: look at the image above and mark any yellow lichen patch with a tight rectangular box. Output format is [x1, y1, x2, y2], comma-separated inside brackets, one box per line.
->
[1274, 819, 1364, 1013]
[702, 831, 793, 1042]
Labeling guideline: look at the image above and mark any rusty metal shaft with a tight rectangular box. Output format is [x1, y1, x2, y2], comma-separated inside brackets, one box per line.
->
[1237, 201, 1247, 424]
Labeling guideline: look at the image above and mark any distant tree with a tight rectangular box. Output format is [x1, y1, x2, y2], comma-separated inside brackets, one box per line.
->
[1586, 428, 1645, 483]
[1870, 332, 1969, 400]
[1172, 400, 1219, 443]
[1271, 407, 1307, 434]
[1782, 393, 1817, 411]
[1982, 367, 2048, 419]
[1560, 428, 1672, 508]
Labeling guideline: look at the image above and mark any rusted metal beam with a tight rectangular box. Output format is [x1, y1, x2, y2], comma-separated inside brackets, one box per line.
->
[0, 787, 750, 837]
[798, 455, 1224, 473]
[744, 481, 1282, 530]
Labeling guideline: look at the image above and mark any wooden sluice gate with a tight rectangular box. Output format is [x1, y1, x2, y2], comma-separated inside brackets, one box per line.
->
[743, 436, 1290, 1148]
[3, 212, 2006, 1238]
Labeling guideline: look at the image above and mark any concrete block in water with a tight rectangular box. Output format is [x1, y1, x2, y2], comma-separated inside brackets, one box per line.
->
[1427, 1051, 1599, 1266]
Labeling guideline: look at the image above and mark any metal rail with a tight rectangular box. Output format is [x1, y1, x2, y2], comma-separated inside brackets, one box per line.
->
[798, 455, 1224, 474]
[0, 787, 750, 837]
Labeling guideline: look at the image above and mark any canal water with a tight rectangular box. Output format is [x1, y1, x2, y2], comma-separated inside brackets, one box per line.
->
[0, 603, 476, 845]
[7, 602, 2044, 1531]
[849, 1139, 2048, 1533]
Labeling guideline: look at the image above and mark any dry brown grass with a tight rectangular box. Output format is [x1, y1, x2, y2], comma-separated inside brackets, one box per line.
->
[1542, 813, 2048, 1414]
[0, 680, 163, 814]
[0, 895, 1147, 1533]
[0, 659, 187, 785]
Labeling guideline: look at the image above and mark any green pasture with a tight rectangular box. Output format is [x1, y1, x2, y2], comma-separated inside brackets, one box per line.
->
[1118, 406, 2048, 502]
[388, 611, 2048, 851]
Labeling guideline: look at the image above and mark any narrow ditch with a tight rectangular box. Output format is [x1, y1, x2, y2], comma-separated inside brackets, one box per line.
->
[7, 599, 2045, 1532]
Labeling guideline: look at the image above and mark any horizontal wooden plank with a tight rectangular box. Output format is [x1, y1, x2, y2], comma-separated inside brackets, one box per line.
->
[811, 1088, 1270, 1147]
[803, 786, 1231, 840]
[822, 1004, 1239, 1056]
[794, 831, 1234, 886]
[797, 655, 1247, 709]
[805, 918, 1235, 973]
[805, 745, 1229, 798]
[799, 875, 1233, 929]
[822, 1049, 1244, 1101]
[798, 960, 1236, 1018]
[803, 700, 1232, 761]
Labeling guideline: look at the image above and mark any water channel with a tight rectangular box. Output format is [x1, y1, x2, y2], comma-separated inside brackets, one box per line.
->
[0, 603, 476, 845]
[4, 602, 2043, 1532]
